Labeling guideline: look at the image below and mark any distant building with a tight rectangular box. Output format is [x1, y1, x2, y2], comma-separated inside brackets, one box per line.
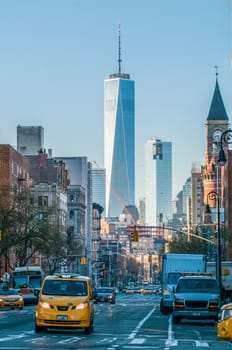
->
[0, 144, 29, 188]
[0, 144, 29, 273]
[17, 125, 44, 156]
[53, 156, 92, 276]
[182, 177, 191, 215]
[104, 26, 135, 218]
[27, 151, 68, 233]
[191, 163, 203, 227]
[91, 168, 106, 215]
[144, 138, 172, 226]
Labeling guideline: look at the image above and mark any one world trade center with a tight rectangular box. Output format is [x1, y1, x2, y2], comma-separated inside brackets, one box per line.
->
[104, 26, 135, 218]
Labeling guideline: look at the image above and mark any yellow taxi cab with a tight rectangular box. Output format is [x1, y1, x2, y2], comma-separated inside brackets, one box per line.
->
[217, 303, 232, 341]
[125, 287, 135, 294]
[0, 288, 24, 310]
[142, 287, 153, 295]
[35, 273, 95, 334]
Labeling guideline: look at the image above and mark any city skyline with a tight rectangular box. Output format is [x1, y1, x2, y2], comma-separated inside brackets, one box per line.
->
[0, 1, 231, 205]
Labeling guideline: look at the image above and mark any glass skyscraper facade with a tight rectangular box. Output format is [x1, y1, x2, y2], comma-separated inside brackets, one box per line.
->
[104, 76, 135, 218]
[104, 27, 135, 218]
[145, 138, 172, 226]
[91, 167, 106, 216]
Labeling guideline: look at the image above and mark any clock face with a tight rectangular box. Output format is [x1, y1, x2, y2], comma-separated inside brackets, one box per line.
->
[212, 129, 222, 142]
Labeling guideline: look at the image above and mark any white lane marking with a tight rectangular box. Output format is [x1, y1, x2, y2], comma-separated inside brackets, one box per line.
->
[165, 314, 177, 348]
[195, 340, 209, 347]
[58, 337, 83, 344]
[127, 307, 156, 341]
[130, 338, 145, 344]
[99, 337, 118, 345]
[0, 334, 26, 342]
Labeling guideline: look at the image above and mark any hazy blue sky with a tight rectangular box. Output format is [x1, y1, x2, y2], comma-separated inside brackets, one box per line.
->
[0, 1, 231, 204]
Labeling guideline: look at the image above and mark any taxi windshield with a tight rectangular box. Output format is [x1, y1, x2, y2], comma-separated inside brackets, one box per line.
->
[42, 280, 87, 296]
[0, 289, 19, 296]
[222, 309, 232, 320]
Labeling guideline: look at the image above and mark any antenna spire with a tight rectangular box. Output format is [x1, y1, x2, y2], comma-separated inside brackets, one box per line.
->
[118, 23, 122, 75]
[215, 65, 218, 79]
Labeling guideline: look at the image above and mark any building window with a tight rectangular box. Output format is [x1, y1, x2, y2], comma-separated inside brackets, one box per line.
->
[44, 196, 48, 206]
[38, 196, 43, 206]
[38, 196, 48, 206]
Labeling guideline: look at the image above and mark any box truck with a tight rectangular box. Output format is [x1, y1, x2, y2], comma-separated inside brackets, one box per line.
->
[206, 261, 232, 300]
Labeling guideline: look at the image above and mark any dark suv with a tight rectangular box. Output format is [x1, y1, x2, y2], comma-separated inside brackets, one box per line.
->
[94, 287, 116, 304]
[172, 275, 220, 324]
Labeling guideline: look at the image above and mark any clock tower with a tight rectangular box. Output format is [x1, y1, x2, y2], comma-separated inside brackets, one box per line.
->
[202, 70, 229, 221]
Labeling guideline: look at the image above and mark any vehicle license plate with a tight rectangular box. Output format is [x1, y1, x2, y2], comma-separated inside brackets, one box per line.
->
[193, 312, 201, 316]
[57, 315, 68, 321]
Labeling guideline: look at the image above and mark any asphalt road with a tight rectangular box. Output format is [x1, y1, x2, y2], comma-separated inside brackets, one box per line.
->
[0, 293, 231, 349]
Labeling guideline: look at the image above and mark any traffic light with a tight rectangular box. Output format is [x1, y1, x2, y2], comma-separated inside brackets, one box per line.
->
[81, 256, 87, 264]
[131, 230, 139, 242]
[210, 235, 215, 244]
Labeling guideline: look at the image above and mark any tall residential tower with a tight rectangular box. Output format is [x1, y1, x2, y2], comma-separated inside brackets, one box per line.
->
[145, 138, 172, 226]
[104, 26, 135, 218]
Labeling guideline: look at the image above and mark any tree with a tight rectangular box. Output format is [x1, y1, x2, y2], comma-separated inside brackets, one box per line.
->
[168, 233, 207, 255]
[0, 185, 66, 272]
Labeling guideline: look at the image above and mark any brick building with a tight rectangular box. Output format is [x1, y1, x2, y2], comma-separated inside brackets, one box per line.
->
[0, 145, 29, 275]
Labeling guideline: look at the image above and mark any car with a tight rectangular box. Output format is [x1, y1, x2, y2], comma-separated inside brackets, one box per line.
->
[217, 303, 232, 340]
[0, 288, 24, 310]
[35, 273, 95, 334]
[94, 287, 116, 304]
[172, 274, 220, 324]
[125, 287, 135, 294]
[142, 287, 153, 295]
[14, 286, 39, 305]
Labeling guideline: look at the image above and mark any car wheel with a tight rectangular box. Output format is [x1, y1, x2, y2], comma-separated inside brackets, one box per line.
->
[35, 324, 46, 333]
[173, 316, 181, 324]
[84, 326, 92, 334]
[160, 300, 171, 315]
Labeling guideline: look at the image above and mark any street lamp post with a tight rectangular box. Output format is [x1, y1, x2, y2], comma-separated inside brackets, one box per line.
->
[218, 128, 232, 166]
[205, 191, 222, 299]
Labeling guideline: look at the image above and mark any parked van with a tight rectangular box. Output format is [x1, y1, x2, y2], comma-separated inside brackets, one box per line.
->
[35, 273, 95, 334]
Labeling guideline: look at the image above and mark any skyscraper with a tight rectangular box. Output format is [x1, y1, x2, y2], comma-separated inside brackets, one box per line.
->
[145, 138, 172, 226]
[91, 167, 106, 215]
[104, 26, 135, 218]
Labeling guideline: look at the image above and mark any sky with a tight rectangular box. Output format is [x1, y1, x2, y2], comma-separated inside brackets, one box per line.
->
[0, 0, 231, 205]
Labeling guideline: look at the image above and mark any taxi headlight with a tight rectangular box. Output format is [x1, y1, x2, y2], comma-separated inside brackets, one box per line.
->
[75, 302, 89, 310]
[39, 301, 50, 309]
[0, 298, 3, 302]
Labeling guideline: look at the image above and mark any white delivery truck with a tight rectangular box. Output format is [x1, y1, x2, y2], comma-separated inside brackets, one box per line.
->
[160, 253, 207, 314]
[206, 261, 232, 300]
